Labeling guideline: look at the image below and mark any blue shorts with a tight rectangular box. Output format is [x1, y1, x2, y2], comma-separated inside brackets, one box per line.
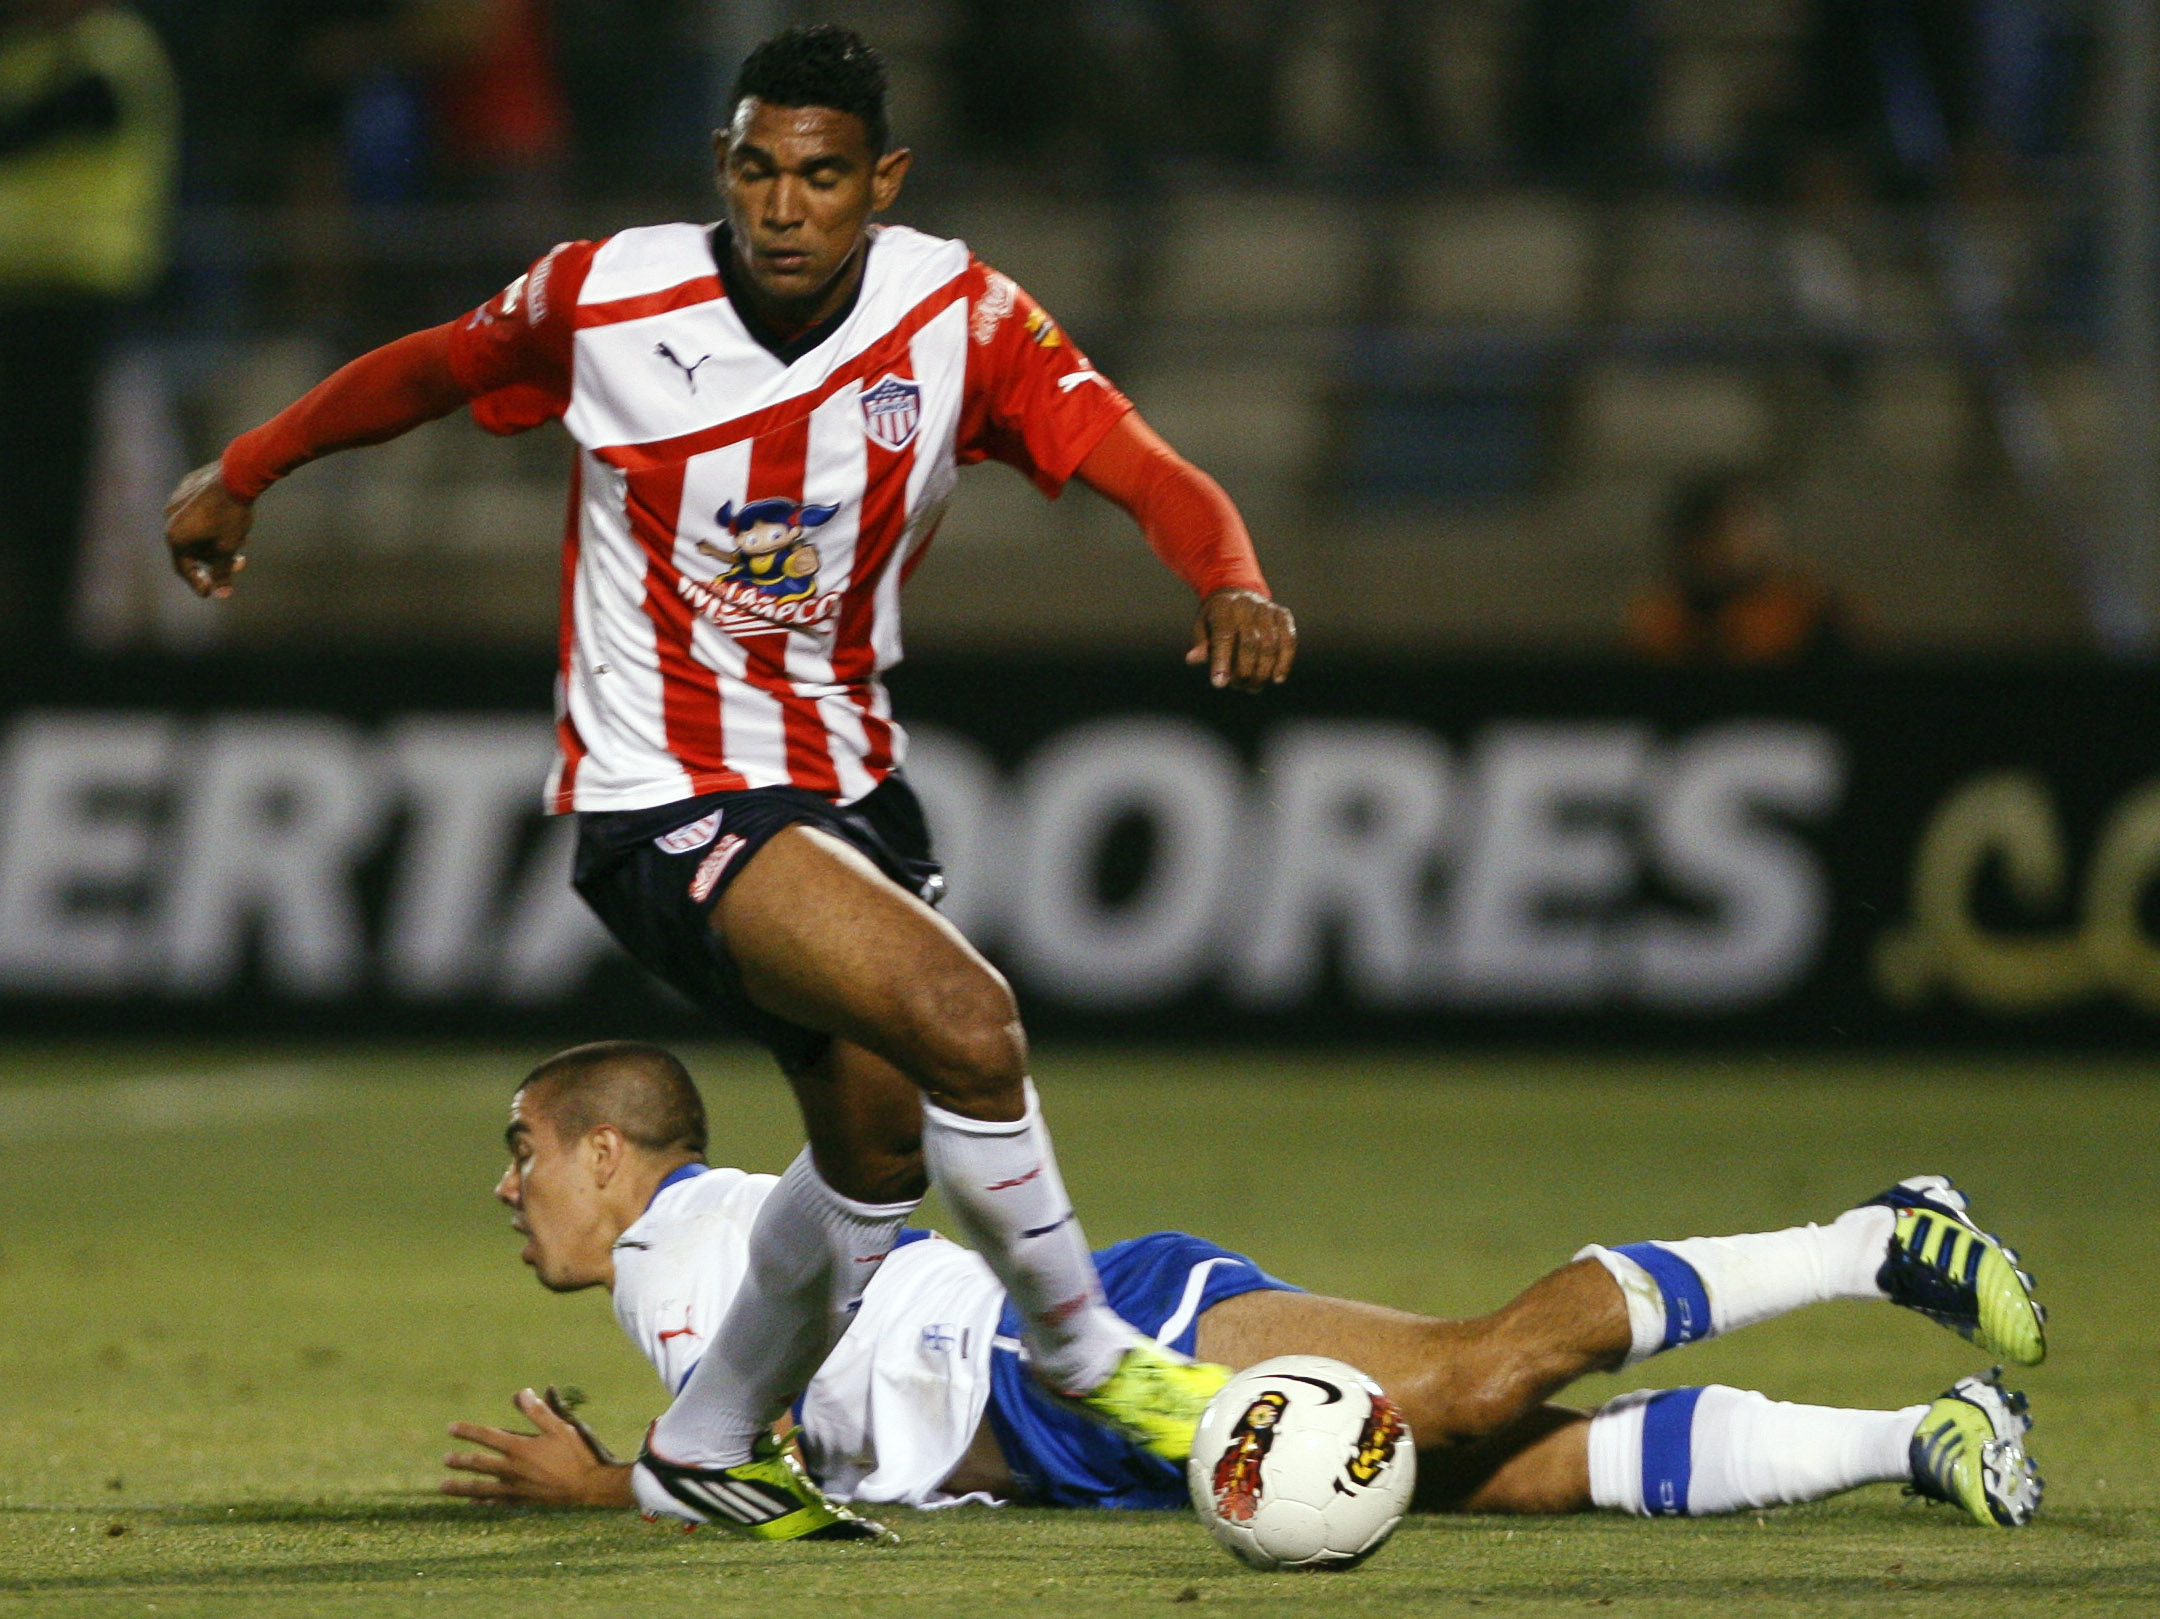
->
[984, 1232, 1301, 1510]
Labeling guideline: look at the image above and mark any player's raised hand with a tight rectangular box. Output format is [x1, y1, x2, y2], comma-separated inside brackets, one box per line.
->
[1188, 588, 1297, 693]
[441, 1386, 636, 1508]
[163, 460, 254, 599]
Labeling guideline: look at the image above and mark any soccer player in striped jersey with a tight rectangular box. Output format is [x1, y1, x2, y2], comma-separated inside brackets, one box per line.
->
[165, 26, 1293, 1541]
[441, 1044, 2045, 1532]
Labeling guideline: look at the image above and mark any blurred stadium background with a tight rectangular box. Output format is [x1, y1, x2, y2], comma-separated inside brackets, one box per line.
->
[6, 0, 2160, 1046]
[3, 6, 2158, 1609]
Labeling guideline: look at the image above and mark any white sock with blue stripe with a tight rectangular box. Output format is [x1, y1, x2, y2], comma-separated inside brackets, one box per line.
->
[1576, 1205, 1895, 1365]
[922, 1080, 1137, 1396]
[1589, 1385, 1927, 1516]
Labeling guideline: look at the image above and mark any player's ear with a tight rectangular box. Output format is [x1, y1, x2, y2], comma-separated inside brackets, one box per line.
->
[585, 1124, 626, 1187]
[871, 147, 911, 214]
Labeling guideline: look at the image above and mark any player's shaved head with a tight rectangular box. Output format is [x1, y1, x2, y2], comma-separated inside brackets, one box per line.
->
[517, 1041, 707, 1158]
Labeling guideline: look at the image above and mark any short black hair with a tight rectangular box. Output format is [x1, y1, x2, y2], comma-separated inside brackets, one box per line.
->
[731, 24, 890, 156]
[519, 1041, 707, 1157]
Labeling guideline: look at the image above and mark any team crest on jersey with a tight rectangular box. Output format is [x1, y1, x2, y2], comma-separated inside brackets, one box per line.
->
[861, 375, 922, 450]
[679, 497, 844, 635]
[652, 810, 721, 855]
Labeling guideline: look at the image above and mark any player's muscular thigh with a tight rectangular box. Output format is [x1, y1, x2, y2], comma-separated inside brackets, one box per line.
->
[715, 825, 1027, 1119]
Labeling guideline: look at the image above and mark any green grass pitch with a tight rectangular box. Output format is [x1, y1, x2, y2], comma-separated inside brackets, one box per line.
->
[0, 1043, 2154, 1617]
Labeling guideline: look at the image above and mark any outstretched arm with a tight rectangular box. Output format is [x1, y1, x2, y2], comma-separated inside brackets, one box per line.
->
[1072, 411, 1298, 692]
[166, 237, 594, 600]
[164, 322, 471, 598]
[441, 1386, 637, 1509]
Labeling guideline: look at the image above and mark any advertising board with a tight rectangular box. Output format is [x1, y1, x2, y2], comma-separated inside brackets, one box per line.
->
[3, 656, 2154, 1042]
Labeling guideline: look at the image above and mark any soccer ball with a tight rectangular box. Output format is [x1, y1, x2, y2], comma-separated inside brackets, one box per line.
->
[1186, 1355, 1416, 1571]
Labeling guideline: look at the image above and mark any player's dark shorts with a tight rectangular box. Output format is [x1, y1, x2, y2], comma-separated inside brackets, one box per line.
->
[979, 1232, 1303, 1510]
[572, 774, 945, 1073]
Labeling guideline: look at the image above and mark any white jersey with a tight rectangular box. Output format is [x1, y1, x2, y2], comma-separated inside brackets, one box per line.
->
[447, 221, 1133, 814]
[611, 1165, 1007, 1507]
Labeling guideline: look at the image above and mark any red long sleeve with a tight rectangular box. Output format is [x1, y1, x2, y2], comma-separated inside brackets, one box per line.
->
[1073, 410, 1270, 599]
[219, 322, 473, 500]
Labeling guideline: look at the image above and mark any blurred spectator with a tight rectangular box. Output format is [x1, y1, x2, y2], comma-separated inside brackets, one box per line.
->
[1781, 0, 2089, 207]
[421, 0, 567, 200]
[949, 0, 1097, 163]
[1789, 0, 1976, 203]
[1159, 0, 1292, 164]
[1625, 472, 1861, 666]
[1509, 0, 1655, 192]
[1345, 0, 1447, 168]
[219, 2, 569, 212]
[0, 0, 175, 661]
[949, 0, 1297, 173]
[553, 0, 712, 203]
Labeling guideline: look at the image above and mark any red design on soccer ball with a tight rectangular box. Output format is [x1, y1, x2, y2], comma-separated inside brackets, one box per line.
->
[1210, 1391, 1288, 1523]
[1344, 1392, 1406, 1488]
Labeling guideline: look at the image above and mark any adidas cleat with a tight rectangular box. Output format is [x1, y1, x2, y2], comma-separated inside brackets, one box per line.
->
[1063, 1340, 1231, 1462]
[1864, 1175, 2046, 1366]
[633, 1428, 894, 1543]
[1908, 1370, 2043, 1527]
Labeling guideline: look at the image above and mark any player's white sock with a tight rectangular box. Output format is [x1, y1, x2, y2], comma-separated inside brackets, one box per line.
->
[1577, 1205, 1894, 1364]
[648, 1147, 915, 1467]
[920, 1079, 1135, 1395]
[1588, 1385, 1927, 1516]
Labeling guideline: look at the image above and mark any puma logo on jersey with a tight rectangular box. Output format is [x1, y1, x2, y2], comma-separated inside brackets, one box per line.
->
[1057, 369, 1105, 393]
[655, 342, 712, 392]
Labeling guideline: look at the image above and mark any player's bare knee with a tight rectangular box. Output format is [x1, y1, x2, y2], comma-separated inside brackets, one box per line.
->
[919, 1018, 1026, 1116]
[906, 969, 1026, 1116]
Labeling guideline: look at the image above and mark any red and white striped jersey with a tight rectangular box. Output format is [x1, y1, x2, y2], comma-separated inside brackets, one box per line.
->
[446, 221, 1133, 813]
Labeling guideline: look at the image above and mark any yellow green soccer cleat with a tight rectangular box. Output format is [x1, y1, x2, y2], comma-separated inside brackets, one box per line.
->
[1863, 1175, 2047, 1366]
[1907, 1370, 2042, 1527]
[633, 1428, 894, 1542]
[1065, 1340, 1232, 1462]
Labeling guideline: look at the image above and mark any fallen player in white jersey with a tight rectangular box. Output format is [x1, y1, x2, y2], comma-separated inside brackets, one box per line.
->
[443, 1043, 2045, 1529]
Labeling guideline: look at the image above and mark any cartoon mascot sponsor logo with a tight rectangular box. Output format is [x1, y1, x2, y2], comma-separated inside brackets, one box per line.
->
[677, 497, 843, 634]
[1210, 1390, 1288, 1524]
[1342, 1392, 1406, 1490]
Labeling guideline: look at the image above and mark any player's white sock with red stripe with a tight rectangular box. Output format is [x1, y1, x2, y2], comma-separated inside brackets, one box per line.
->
[649, 1147, 915, 1467]
[1588, 1385, 1926, 1516]
[1577, 1206, 1894, 1364]
[921, 1080, 1135, 1396]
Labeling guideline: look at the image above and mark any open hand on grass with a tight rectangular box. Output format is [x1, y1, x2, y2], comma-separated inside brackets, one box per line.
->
[442, 1386, 635, 1509]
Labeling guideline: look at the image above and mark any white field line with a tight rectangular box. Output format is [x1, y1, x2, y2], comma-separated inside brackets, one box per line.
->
[0, 1067, 331, 1141]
